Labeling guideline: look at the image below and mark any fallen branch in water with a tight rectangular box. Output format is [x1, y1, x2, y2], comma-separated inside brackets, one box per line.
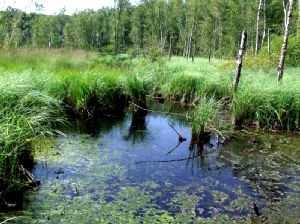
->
[129, 102, 189, 119]
[252, 202, 261, 216]
[135, 155, 200, 164]
[19, 165, 38, 186]
[168, 122, 187, 142]
[167, 141, 183, 155]
[0, 216, 25, 224]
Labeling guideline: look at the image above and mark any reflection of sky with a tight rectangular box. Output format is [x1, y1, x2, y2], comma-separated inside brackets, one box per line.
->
[28, 111, 300, 219]
[0, 0, 139, 15]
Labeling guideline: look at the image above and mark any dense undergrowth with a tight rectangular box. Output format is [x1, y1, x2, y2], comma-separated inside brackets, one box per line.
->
[0, 48, 299, 210]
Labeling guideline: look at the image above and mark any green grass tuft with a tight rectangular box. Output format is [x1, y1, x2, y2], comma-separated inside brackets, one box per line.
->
[190, 97, 223, 136]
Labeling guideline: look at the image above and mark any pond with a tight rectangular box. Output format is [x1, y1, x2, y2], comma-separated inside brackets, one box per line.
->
[1, 105, 300, 223]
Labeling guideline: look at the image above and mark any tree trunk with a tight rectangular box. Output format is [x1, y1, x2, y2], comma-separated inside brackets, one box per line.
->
[261, 0, 267, 48]
[159, 24, 164, 51]
[188, 19, 196, 59]
[48, 36, 52, 50]
[278, 0, 295, 82]
[191, 38, 195, 62]
[114, 0, 118, 54]
[283, 1, 289, 31]
[188, 34, 192, 59]
[255, 0, 263, 54]
[183, 40, 186, 57]
[297, 0, 300, 36]
[122, 26, 126, 52]
[168, 36, 173, 60]
[268, 28, 271, 54]
[233, 31, 247, 94]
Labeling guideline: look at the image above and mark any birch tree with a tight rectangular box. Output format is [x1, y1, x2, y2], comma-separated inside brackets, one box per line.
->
[278, 0, 295, 81]
[261, 0, 267, 47]
[297, 0, 300, 36]
[255, 0, 263, 54]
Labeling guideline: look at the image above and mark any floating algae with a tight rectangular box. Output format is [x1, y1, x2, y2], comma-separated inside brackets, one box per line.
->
[0, 112, 299, 223]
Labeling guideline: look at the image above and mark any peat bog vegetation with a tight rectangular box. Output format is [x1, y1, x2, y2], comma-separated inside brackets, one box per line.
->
[0, 48, 299, 223]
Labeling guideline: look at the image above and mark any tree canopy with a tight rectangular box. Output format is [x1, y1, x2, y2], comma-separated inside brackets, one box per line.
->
[0, 0, 299, 57]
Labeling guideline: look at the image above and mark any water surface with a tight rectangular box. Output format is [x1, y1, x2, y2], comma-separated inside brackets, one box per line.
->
[1, 109, 300, 223]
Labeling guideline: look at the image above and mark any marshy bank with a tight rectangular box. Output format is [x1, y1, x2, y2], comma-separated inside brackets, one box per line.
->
[0, 49, 300, 222]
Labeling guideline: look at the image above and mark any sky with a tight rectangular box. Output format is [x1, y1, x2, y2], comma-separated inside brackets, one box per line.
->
[0, 0, 139, 15]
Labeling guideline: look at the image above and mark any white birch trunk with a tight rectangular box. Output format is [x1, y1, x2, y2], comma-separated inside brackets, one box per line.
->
[268, 28, 271, 54]
[168, 36, 173, 59]
[297, 0, 300, 36]
[255, 0, 263, 54]
[278, 0, 295, 81]
[233, 31, 247, 94]
[261, 0, 267, 48]
[283, 1, 289, 29]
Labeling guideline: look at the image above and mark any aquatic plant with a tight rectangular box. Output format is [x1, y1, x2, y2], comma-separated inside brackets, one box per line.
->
[190, 96, 223, 138]
[123, 74, 147, 106]
[0, 72, 65, 208]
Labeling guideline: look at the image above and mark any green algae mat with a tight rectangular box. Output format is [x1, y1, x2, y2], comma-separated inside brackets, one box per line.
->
[1, 112, 299, 223]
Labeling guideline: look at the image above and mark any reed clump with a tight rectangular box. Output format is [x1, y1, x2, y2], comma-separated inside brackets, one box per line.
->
[190, 97, 223, 138]
[232, 69, 300, 131]
[0, 72, 65, 208]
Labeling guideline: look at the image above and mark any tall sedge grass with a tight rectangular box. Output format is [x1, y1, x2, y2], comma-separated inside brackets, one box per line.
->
[134, 57, 232, 102]
[232, 68, 300, 130]
[134, 56, 300, 131]
[190, 97, 223, 136]
[0, 48, 94, 72]
[0, 72, 65, 206]
[123, 74, 148, 104]
[165, 57, 232, 99]
[0, 52, 130, 206]
[46, 69, 125, 116]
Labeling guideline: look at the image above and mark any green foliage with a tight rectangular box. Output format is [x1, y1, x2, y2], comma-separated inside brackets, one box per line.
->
[0, 72, 65, 199]
[123, 74, 147, 103]
[261, 36, 300, 67]
[190, 97, 222, 136]
[165, 57, 232, 99]
[163, 73, 201, 101]
[0, 50, 130, 202]
[232, 68, 300, 130]
[245, 36, 300, 68]
[146, 46, 165, 63]
[89, 54, 132, 69]
[1, 0, 295, 59]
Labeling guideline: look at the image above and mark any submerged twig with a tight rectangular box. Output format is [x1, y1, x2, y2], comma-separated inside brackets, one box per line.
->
[167, 141, 183, 155]
[135, 155, 200, 165]
[168, 122, 187, 142]
[129, 102, 189, 119]
[19, 165, 37, 184]
[253, 202, 261, 216]
[0, 216, 25, 224]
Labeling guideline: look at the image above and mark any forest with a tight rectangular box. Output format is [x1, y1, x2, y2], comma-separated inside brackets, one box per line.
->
[0, 0, 300, 223]
[0, 0, 299, 59]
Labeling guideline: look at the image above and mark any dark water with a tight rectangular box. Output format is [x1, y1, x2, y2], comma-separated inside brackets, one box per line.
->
[1, 108, 300, 223]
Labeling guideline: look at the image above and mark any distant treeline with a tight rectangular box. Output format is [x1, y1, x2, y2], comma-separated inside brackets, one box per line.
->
[0, 0, 299, 57]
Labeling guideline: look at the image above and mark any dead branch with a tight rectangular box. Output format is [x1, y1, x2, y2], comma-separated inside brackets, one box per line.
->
[167, 141, 183, 155]
[0, 217, 25, 224]
[129, 102, 189, 119]
[168, 122, 187, 142]
[135, 155, 201, 165]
